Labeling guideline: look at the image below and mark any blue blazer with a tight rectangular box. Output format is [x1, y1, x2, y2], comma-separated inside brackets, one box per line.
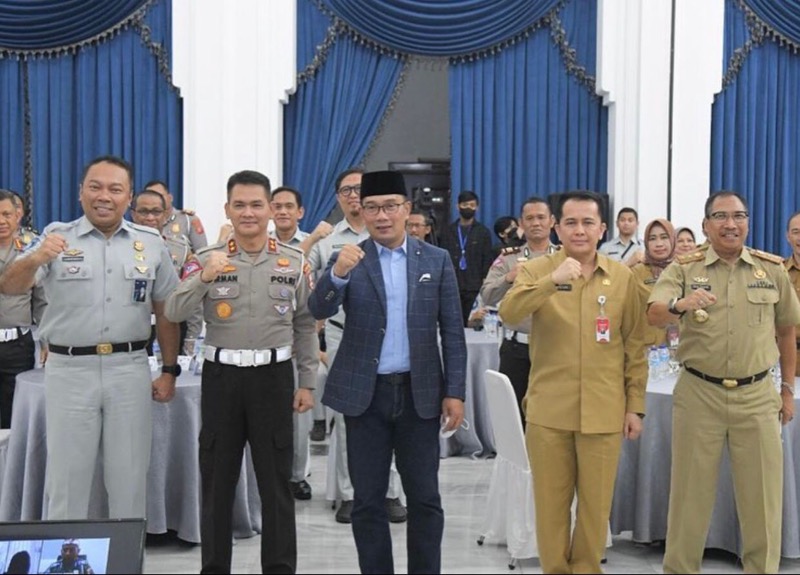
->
[309, 236, 467, 419]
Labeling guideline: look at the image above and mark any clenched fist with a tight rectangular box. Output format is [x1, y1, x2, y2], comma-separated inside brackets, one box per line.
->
[200, 251, 231, 283]
[332, 244, 365, 278]
[311, 221, 334, 241]
[34, 233, 67, 266]
[551, 257, 582, 284]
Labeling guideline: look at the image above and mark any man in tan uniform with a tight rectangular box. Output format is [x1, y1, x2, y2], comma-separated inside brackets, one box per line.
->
[0, 189, 45, 428]
[499, 190, 647, 574]
[649, 191, 800, 574]
[165, 170, 318, 574]
[481, 197, 556, 422]
[131, 190, 202, 355]
[144, 180, 208, 252]
[785, 211, 800, 376]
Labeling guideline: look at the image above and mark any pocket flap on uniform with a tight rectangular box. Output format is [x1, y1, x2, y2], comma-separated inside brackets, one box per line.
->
[124, 264, 157, 280]
[746, 290, 779, 305]
[269, 285, 293, 300]
[209, 283, 240, 299]
[55, 263, 93, 280]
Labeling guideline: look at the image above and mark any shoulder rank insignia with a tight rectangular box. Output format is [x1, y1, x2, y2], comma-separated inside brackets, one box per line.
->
[13, 238, 23, 250]
[748, 248, 784, 265]
[227, 238, 238, 254]
[500, 245, 521, 256]
[268, 237, 278, 254]
[676, 249, 706, 264]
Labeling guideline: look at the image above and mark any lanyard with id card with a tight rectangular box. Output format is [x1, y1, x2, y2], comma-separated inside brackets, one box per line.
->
[596, 295, 610, 343]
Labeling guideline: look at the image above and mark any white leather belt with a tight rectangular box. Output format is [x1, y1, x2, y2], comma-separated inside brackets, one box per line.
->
[204, 345, 292, 367]
[0, 328, 29, 343]
[504, 330, 529, 345]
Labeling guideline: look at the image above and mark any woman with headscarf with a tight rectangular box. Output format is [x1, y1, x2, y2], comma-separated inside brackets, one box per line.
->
[632, 218, 679, 347]
[675, 226, 697, 255]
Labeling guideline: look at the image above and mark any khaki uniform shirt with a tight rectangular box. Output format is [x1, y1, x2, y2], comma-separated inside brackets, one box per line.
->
[161, 209, 207, 253]
[165, 236, 319, 389]
[25, 217, 178, 346]
[649, 245, 800, 377]
[499, 249, 647, 433]
[0, 233, 46, 328]
[480, 243, 557, 334]
[784, 256, 800, 340]
[307, 218, 368, 329]
[631, 262, 669, 347]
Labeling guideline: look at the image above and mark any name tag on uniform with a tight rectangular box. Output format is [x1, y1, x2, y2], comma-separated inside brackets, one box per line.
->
[133, 279, 148, 303]
[644, 278, 657, 285]
[556, 284, 572, 291]
[690, 284, 711, 291]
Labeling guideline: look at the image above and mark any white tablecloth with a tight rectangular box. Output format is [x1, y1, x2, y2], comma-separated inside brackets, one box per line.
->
[0, 369, 261, 544]
[440, 329, 501, 458]
[610, 374, 800, 558]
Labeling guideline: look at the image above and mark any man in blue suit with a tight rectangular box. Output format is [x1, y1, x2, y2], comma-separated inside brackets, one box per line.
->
[309, 170, 467, 574]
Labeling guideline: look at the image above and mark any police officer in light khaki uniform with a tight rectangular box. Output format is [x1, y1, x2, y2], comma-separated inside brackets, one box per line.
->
[480, 198, 556, 421]
[143, 179, 208, 253]
[499, 191, 647, 574]
[0, 190, 46, 429]
[165, 170, 318, 574]
[307, 167, 406, 523]
[784, 211, 800, 376]
[0, 156, 181, 521]
[648, 191, 800, 574]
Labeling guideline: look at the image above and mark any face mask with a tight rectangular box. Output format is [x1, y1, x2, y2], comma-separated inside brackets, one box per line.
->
[459, 208, 476, 220]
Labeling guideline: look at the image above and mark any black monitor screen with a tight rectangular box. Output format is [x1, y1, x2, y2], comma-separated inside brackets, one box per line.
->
[0, 519, 145, 574]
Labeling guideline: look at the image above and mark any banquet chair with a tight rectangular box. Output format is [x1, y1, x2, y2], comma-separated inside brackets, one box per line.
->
[477, 369, 536, 569]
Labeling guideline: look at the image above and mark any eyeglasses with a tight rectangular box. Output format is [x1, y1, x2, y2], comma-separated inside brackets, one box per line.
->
[708, 211, 748, 223]
[361, 202, 406, 216]
[407, 222, 427, 229]
[337, 185, 361, 197]
[133, 208, 165, 217]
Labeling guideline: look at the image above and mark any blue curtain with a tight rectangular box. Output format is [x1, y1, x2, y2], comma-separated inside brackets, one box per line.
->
[323, 0, 560, 56]
[0, 62, 25, 197]
[450, 0, 606, 222]
[0, 0, 181, 230]
[744, 0, 800, 44]
[284, 33, 405, 228]
[711, 0, 800, 254]
[0, 0, 148, 51]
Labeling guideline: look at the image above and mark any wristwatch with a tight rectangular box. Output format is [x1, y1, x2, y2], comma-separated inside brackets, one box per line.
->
[668, 297, 684, 316]
[162, 364, 182, 377]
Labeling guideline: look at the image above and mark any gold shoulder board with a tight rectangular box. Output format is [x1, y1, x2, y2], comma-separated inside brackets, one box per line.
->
[748, 248, 784, 265]
[675, 250, 705, 264]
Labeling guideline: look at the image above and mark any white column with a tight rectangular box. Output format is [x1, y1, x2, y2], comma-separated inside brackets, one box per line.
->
[597, 0, 672, 234]
[669, 0, 724, 235]
[172, 0, 297, 239]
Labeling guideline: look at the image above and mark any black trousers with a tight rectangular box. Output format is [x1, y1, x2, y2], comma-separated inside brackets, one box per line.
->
[199, 359, 296, 574]
[498, 339, 530, 426]
[0, 330, 35, 429]
[458, 290, 479, 327]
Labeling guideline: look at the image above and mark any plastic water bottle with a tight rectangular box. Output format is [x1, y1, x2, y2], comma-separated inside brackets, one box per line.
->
[193, 336, 205, 375]
[658, 344, 670, 378]
[152, 338, 161, 362]
[648, 346, 660, 382]
[484, 311, 497, 338]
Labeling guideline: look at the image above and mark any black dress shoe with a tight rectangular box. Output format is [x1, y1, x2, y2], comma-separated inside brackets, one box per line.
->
[385, 498, 407, 523]
[310, 419, 326, 442]
[335, 500, 353, 523]
[291, 480, 312, 500]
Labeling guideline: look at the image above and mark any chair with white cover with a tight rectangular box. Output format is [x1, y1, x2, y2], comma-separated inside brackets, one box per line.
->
[477, 369, 536, 569]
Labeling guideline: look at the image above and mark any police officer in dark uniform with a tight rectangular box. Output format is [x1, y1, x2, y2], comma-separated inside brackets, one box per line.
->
[0, 189, 45, 428]
[166, 170, 318, 574]
[144, 179, 208, 252]
[480, 198, 556, 419]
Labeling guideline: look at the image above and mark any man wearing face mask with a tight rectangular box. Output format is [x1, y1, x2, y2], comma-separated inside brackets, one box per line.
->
[440, 191, 495, 326]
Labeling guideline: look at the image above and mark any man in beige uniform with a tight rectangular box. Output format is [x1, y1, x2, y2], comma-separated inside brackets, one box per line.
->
[0, 189, 45, 429]
[785, 211, 800, 376]
[499, 191, 646, 573]
[649, 191, 800, 574]
[144, 180, 208, 252]
[131, 190, 202, 355]
[481, 197, 556, 421]
[0, 156, 180, 520]
[165, 170, 318, 574]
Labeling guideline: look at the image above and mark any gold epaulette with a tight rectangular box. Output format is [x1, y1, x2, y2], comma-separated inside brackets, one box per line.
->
[748, 248, 784, 265]
[675, 246, 707, 264]
[182, 209, 196, 216]
[500, 245, 522, 256]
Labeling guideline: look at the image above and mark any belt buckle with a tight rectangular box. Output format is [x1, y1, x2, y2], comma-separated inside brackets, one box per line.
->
[96, 343, 113, 355]
[722, 378, 738, 389]
[239, 349, 255, 367]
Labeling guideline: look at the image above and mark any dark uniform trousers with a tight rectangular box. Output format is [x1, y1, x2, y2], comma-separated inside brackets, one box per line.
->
[0, 330, 35, 429]
[200, 359, 296, 574]
[498, 339, 530, 424]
